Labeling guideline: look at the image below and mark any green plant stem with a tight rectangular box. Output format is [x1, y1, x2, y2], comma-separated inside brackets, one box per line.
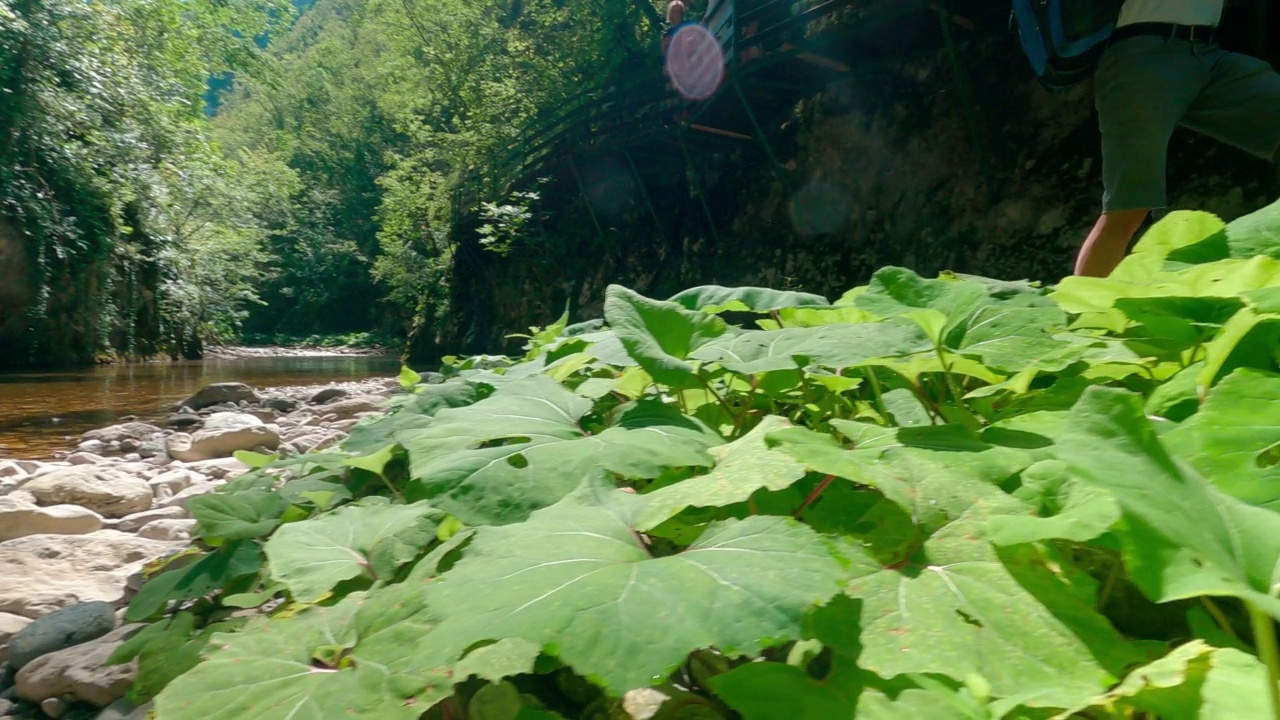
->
[376, 473, 405, 503]
[698, 377, 737, 425]
[794, 474, 836, 518]
[1248, 602, 1280, 720]
[731, 375, 760, 437]
[1097, 561, 1121, 612]
[1202, 597, 1243, 646]
[862, 367, 885, 415]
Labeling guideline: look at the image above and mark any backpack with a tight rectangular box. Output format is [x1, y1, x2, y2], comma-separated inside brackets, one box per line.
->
[1013, 0, 1124, 89]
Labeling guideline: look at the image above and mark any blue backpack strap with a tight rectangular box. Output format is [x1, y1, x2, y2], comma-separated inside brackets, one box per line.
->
[1012, 0, 1049, 76]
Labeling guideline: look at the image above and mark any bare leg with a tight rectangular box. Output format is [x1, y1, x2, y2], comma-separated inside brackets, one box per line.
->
[1074, 209, 1149, 277]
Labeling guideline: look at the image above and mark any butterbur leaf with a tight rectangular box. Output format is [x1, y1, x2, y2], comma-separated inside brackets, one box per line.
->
[790, 445, 1121, 706]
[1055, 640, 1271, 720]
[1056, 386, 1280, 619]
[188, 489, 288, 541]
[636, 415, 806, 530]
[667, 285, 830, 312]
[125, 541, 263, 621]
[988, 459, 1120, 545]
[710, 659, 861, 719]
[603, 284, 729, 388]
[153, 586, 462, 720]
[454, 638, 542, 684]
[1196, 307, 1280, 387]
[400, 376, 720, 525]
[689, 322, 930, 375]
[1164, 368, 1280, 509]
[264, 499, 444, 602]
[425, 479, 847, 694]
[398, 365, 422, 388]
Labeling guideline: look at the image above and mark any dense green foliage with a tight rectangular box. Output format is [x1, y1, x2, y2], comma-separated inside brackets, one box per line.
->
[210, 0, 662, 338]
[114, 202, 1280, 719]
[0, 0, 293, 364]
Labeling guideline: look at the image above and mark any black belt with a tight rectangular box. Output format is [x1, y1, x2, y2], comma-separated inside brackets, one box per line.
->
[1111, 22, 1218, 45]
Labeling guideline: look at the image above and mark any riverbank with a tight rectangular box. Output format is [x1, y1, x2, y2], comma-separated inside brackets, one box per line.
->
[202, 344, 395, 359]
[0, 376, 403, 720]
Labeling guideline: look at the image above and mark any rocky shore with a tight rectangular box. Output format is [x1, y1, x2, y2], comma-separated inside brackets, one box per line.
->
[0, 377, 401, 720]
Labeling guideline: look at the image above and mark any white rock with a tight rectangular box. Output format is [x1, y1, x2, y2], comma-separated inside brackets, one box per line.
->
[0, 460, 28, 479]
[0, 498, 104, 541]
[147, 469, 202, 499]
[165, 414, 279, 462]
[15, 623, 144, 707]
[66, 452, 104, 466]
[177, 458, 249, 480]
[17, 460, 43, 474]
[0, 531, 185, 618]
[320, 395, 389, 420]
[82, 422, 164, 444]
[7, 489, 38, 504]
[20, 466, 153, 518]
[157, 482, 223, 510]
[136, 519, 196, 542]
[116, 506, 189, 533]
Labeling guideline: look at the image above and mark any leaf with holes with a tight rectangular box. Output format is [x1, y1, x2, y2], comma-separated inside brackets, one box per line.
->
[1055, 386, 1280, 619]
[1163, 368, 1280, 509]
[636, 415, 806, 530]
[400, 375, 720, 525]
[604, 284, 729, 388]
[424, 479, 847, 694]
[264, 499, 444, 602]
[152, 585, 464, 720]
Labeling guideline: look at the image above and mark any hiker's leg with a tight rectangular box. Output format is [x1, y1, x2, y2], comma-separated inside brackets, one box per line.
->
[1081, 37, 1205, 276]
[1075, 209, 1150, 277]
[1180, 45, 1280, 165]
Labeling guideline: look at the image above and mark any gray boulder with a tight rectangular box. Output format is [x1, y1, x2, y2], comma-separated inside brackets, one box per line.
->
[178, 383, 259, 411]
[308, 387, 349, 405]
[15, 624, 142, 708]
[5, 603, 116, 670]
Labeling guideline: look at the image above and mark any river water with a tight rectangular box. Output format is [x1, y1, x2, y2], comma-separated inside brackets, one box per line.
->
[0, 354, 402, 459]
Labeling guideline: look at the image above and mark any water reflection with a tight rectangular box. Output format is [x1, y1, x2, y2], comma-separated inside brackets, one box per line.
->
[0, 355, 401, 459]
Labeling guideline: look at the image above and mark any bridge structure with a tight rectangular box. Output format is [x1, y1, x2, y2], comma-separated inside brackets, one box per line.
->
[448, 0, 1001, 241]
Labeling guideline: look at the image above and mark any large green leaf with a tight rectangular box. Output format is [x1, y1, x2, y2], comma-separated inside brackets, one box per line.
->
[264, 499, 444, 602]
[603, 284, 729, 388]
[955, 306, 1079, 373]
[153, 586, 462, 720]
[425, 480, 846, 694]
[667, 285, 829, 312]
[779, 442, 1124, 706]
[687, 322, 931, 375]
[1111, 210, 1228, 280]
[1163, 368, 1280, 509]
[125, 541, 263, 622]
[1206, 197, 1280, 261]
[1195, 306, 1280, 387]
[636, 415, 806, 530]
[188, 489, 288, 541]
[987, 459, 1120, 545]
[1056, 387, 1280, 619]
[400, 376, 720, 525]
[1056, 640, 1271, 720]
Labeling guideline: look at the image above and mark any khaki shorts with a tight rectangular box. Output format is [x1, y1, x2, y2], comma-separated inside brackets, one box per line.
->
[1096, 35, 1280, 212]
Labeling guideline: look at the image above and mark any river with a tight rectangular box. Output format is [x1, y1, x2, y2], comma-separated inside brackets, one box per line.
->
[0, 354, 402, 459]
